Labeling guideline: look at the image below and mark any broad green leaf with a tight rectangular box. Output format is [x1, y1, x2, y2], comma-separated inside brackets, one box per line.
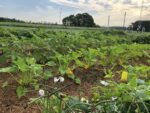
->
[43, 70, 53, 80]
[128, 77, 137, 87]
[32, 65, 43, 77]
[26, 57, 36, 65]
[46, 61, 56, 66]
[16, 86, 27, 98]
[59, 66, 67, 75]
[13, 57, 28, 72]
[75, 78, 81, 85]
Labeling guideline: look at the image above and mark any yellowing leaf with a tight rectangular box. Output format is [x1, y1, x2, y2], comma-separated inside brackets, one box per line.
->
[121, 71, 128, 81]
[67, 68, 73, 75]
[84, 64, 89, 69]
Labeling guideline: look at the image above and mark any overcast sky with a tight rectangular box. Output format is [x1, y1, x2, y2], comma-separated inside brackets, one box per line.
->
[0, 0, 150, 26]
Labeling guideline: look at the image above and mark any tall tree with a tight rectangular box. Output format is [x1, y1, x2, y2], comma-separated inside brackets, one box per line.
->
[62, 13, 96, 27]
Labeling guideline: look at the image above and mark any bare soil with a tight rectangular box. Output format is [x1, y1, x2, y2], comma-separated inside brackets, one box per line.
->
[0, 57, 149, 113]
[0, 67, 105, 113]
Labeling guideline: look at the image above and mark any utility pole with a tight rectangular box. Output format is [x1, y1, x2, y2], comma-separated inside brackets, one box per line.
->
[140, 0, 144, 21]
[139, 0, 144, 27]
[107, 15, 110, 30]
[123, 12, 126, 30]
[59, 8, 62, 25]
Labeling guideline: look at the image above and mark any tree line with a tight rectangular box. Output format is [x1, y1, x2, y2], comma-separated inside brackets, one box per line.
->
[0, 17, 25, 23]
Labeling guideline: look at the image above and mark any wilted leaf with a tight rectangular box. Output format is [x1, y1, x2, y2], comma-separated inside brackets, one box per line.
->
[0, 66, 17, 73]
[2, 81, 8, 88]
[121, 71, 128, 82]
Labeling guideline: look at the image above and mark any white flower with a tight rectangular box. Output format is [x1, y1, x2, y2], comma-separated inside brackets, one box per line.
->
[59, 76, 65, 82]
[112, 97, 117, 101]
[100, 80, 109, 86]
[54, 76, 65, 83]
[39, 89, 45, 96]
[81, 97, 89, 103]
[54, 77, 59, 83]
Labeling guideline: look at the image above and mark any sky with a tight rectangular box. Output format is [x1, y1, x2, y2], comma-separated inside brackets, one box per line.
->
[0, 0, 150, 26]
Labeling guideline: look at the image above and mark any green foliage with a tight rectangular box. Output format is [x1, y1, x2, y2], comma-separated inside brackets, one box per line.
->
[16, 86, 28, 98]
[133, 34, 150, 44]
[92, 75, 150, 113]
[103, 30, 126, 36]
[0, 28, 150, 112]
